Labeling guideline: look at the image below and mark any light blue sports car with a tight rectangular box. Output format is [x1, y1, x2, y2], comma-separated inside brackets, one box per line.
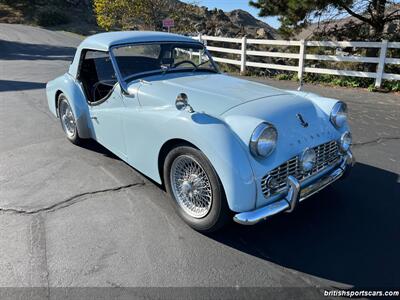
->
[46, 31, 354, 232]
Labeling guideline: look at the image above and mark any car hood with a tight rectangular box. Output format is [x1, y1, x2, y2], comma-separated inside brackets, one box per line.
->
[130, 73, 287, 115]
[221, 93, 341, 169]
[131, 72, 342, 174]
[130, 73, 338, 147]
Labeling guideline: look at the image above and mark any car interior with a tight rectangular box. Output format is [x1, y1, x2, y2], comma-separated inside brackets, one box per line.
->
[78, 44, 207, 104]
[78, 49, 170, 104]
[78, 50, 118, 104]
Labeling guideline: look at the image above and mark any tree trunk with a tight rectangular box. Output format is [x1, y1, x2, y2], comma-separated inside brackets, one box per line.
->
[366, 0, 386, 72]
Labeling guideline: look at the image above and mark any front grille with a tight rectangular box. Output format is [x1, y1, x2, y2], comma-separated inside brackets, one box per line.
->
[261, 140, 340, 197]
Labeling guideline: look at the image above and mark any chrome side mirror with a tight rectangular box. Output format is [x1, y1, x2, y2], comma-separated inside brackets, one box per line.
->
[176, 93, 194, 113]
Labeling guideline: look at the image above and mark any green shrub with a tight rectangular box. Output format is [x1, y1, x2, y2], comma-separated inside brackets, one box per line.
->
[383, 81, 400, 92]
[276, 73, 295, 81]
[368, 81, 400, 92]
[217, 63, 239, 74]
[367, 84, 376, 92]
[301, 73, 375, 88]
[36, 6, 69, 27]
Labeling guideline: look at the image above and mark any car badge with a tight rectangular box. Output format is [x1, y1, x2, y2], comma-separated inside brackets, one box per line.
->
[296, 113, 309, 128]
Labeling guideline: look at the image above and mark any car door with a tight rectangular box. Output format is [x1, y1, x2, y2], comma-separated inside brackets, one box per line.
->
[89, 85, 127, 160]
[82, 51, 127, 160]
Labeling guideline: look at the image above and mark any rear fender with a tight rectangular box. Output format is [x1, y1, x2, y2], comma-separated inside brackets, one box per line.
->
[46, 73, 92, 138]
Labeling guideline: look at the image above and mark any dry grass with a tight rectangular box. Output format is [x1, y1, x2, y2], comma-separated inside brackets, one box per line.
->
[0, 4, 100, 36]
[0, 3, 24, 24]
[45, 7, 101, 36]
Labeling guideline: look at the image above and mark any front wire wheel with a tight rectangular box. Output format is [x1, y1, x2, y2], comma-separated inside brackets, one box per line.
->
[164, 146, 230, 232]
[170, 155, 213, 218]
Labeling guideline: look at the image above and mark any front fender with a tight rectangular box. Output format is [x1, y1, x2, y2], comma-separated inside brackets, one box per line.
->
[122, 108, 257, 213]
[46, 73, 92, 138]
[185, 113, 257, 212]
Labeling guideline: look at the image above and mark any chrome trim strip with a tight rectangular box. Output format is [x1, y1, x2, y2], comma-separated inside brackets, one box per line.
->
[233, 151, 354, 225]
[108, 48, 128, 95]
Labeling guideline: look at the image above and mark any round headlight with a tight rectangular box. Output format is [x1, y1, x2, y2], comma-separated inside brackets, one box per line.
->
[250, 123, 277, 158]
[300, 148, 316, 172]
[330, 101, 348, 128]
[339, 131, 352, 152]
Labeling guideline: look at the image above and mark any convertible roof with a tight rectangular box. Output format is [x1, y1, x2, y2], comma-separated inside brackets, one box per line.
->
[68, 31, 200, 78]
[79, 31, 197, 51]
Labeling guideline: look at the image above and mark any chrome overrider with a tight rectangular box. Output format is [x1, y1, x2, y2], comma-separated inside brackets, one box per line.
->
[233, 151, 355, 225]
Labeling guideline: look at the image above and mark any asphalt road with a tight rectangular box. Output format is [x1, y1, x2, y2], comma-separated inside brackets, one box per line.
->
[0, 24, 399, 299]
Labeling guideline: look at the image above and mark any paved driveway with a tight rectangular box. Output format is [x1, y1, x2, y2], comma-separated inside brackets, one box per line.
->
[0, 24, 399, 299]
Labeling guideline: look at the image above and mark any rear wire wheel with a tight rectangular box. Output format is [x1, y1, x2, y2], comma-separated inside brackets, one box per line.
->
[58, 93, 81, 145]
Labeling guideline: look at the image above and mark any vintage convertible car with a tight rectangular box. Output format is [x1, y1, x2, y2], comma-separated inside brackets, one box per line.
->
[46, 31, 354, 232]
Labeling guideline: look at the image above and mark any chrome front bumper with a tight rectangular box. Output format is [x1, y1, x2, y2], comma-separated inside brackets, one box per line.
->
[233, 151, 355, 225]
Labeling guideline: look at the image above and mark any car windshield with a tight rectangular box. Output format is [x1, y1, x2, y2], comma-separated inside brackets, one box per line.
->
[111, 42, 218, 83]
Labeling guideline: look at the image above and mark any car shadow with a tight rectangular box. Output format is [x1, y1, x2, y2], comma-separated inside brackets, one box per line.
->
[76, 139, 400, 287]
[80, 139, 120, 160]
[0, 80, 46, 92]
[207, 162, 400, 288]
[79, 139, 164, 188]
[0, 40, 75, 61]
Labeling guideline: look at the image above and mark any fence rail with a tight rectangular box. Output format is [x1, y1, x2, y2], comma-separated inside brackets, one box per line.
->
[193, 34, 400, 88]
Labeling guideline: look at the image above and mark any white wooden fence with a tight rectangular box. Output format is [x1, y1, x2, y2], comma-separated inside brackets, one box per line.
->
[193, 34, 400, 88]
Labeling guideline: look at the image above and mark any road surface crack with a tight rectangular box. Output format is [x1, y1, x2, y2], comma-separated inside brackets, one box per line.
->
[0, 182, 145, 215]
[352, 136, 400, 147]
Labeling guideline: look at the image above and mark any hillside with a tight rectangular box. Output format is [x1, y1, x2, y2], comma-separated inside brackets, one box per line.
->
[227, 9, 278, 38]
[179, 6, 278, 38]
[0, 0, 278, 38]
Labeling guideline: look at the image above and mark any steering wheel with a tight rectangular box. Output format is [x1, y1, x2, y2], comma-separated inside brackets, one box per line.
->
[92, 80, 116, 102]
[173, 60, 197, 69]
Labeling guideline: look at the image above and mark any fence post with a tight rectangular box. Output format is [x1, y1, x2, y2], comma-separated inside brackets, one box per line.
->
[375, 40, 388, 88]
[298, 39, 306, 89]
[240, 36, 247, 75]
[198, 33, 203, 64]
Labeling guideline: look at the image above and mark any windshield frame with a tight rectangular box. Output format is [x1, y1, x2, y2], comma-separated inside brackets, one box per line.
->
[108, 41, 219, 94]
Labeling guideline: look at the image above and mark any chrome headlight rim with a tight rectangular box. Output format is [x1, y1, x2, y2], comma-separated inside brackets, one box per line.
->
[339, 131, 352, 153]
[300, 147, 316, 172]
[249, 122, 277, 158]
[330, 101, 348, 128]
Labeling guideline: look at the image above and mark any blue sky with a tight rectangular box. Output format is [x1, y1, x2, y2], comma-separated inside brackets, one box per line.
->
[181, 0, 281, 29]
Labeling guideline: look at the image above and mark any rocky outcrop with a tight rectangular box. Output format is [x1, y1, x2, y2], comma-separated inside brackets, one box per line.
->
[227, 9, 277, 39]
[180, 6, 279, 39]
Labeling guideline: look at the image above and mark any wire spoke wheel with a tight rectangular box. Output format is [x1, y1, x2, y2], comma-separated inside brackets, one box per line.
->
[59, 99, 76, 138]
[170, 155, 213, 218]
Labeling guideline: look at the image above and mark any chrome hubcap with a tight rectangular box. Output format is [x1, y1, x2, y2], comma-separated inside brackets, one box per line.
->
[60, 99, 76, 138]
[170, 155, 212, 218]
